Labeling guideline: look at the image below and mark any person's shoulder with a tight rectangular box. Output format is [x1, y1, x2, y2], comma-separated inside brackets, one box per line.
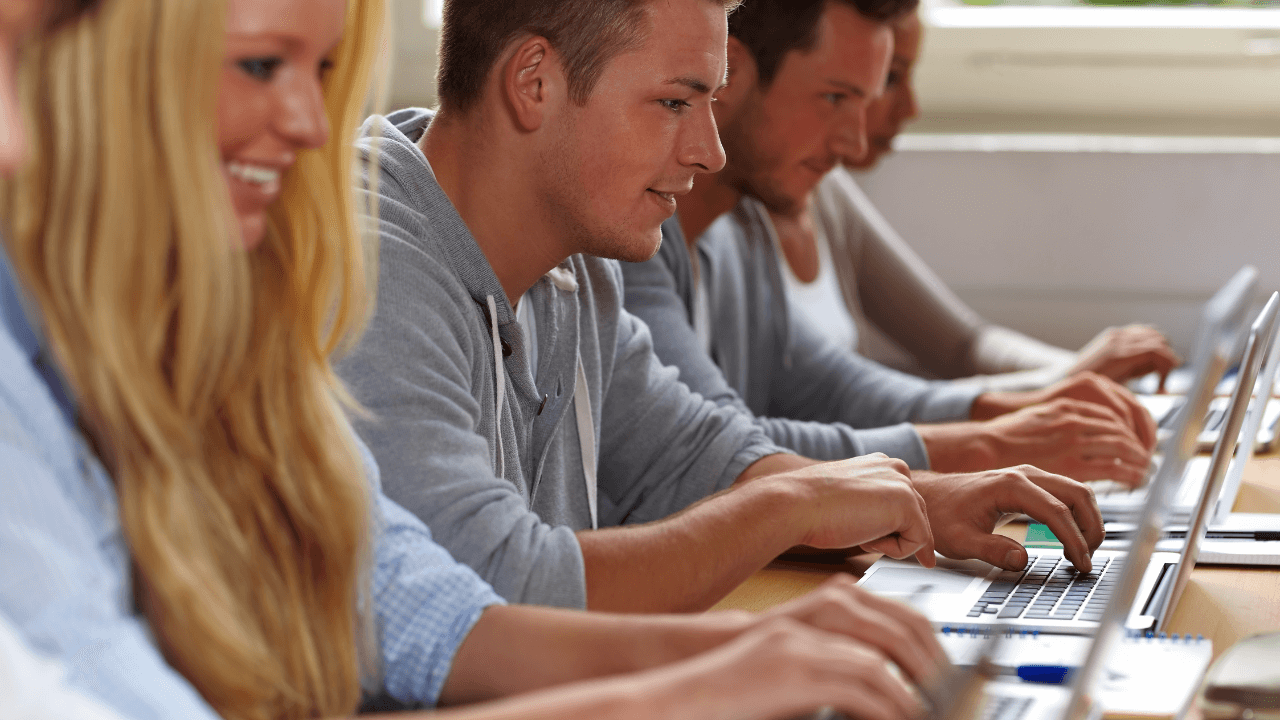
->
[0, 328, 50, 454]
[355, 108, 439, 214]
[704, 203, 755, 258]
[813, 168, 876, 225]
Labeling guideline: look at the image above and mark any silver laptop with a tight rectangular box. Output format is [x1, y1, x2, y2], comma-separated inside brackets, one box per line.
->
[857, 267, 1254, 637]
[1139, 383, 1280, 455]
[1096, 288, 1279, 525]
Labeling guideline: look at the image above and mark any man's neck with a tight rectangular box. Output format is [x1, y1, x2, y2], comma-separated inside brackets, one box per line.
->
[420, 109, 570, 305]
[677, 171, 743, 250]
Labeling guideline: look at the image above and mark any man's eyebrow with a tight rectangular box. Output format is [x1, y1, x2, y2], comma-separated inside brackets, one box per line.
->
[823, 79, 868, 98]
[665, 76, 718, 94]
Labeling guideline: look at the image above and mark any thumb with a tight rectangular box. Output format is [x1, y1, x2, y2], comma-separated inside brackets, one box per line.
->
[960, 533, 1028, 571]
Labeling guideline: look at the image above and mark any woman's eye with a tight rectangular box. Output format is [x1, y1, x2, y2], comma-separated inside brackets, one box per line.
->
[886, 71, 902, 88]
[238, 57, 283, 82]
[659, 99, 691, 113]
[319, 58, 335, 79]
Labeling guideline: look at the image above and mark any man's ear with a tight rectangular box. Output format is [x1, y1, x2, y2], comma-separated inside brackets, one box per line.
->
[719, 37, 759, 112]
[501, 35, 565, 132]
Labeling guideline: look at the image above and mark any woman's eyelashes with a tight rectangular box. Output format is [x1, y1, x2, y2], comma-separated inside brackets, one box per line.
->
[237, 56, 283, 81]
[237, 56, 336, 83]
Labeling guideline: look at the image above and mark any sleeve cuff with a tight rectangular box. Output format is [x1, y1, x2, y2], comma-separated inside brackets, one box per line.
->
[915, 383, 984, 424]
[849, 423, 930, 470]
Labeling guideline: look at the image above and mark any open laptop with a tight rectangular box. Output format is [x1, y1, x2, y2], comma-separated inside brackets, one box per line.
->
[1095, 289, 1279, 525]
[1103, 292, 1280, 566]
[1139, 380, 1280, 455]
[857, 266, 1253, 637]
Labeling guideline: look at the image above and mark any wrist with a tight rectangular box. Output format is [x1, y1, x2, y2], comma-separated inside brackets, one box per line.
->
[971, 389, 1038, 420]
[740, 471, 822, 551]
[916, 422, 999, 473]
[631, 611, 756, 670]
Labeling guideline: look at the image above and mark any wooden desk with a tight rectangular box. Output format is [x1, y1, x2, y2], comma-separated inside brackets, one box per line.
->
[713, 455, 1280, 661]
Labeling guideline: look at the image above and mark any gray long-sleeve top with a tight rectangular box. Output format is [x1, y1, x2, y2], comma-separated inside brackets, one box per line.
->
[338, 109, 781, 609]
[813, 169, 1077, 390]
[621, 196, 982, 469]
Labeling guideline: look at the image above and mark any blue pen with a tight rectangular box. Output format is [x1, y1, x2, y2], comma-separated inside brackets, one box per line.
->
[1015, 665, 1074, 685]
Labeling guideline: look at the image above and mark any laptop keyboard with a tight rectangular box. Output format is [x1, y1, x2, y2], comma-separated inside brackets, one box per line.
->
[966, 554, 1114, 623]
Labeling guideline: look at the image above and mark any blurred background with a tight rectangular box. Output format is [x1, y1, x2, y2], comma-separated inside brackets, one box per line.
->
[384, 0, 1280, 357]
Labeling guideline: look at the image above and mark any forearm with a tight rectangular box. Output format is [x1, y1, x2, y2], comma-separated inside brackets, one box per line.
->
[971, 325, 1076, 376]
[385, 646, 750, 720]
[439, 605, 754, 705]
[915, 422, 997, 473]
[580, 475, 808, 612]
[969, 390, 1039, 421]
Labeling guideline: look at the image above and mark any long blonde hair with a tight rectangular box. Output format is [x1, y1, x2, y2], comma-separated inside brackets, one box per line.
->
[1, 0, 387, 718]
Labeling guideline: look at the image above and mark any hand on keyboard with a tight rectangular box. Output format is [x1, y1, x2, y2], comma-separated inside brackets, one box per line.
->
[1067, 324, 1181, 391]
[762, 574, 948, 686]
[972, 398, 1152, 488]
[911, 466, 1104, 573]
[971, 371, 1159, 451]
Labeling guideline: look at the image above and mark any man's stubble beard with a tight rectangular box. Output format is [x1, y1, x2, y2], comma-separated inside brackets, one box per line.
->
[540, 120, 663, 265]
[717, 92, 807, 217]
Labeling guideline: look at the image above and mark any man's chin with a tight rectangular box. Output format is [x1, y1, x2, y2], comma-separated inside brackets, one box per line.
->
[584, 228, 665, 264]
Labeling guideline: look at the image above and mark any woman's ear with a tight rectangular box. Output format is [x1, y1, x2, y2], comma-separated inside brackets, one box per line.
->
[502, 35, 564, 132]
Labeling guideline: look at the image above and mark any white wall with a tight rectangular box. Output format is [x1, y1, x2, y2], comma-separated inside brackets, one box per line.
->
[856, 137, 1280, 355]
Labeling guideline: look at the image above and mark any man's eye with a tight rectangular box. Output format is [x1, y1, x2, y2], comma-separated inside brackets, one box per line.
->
[886, 71, 902, 88]
[822, 93, 846, 106]
[659, 99, 691, 112]
[238, 57, 283, 81]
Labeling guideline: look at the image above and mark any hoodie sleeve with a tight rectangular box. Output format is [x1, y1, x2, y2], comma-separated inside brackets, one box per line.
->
[770, 296, 981, 430]
[339, 200, 587, 610]
[594, 262, 784, 526]
[620, 233, 933, 468]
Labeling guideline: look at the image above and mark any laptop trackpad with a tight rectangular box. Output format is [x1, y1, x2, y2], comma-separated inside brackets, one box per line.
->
[860, 564, 982, 595]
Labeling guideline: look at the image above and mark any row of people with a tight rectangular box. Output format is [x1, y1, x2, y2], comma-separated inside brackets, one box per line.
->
[0, 0, 1169, 718]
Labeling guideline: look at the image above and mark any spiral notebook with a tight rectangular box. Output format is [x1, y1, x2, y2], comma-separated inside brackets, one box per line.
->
[940, 631, 1213, 720]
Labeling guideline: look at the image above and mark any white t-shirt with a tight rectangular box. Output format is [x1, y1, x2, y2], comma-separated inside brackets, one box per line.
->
[776, 219, 859, 353]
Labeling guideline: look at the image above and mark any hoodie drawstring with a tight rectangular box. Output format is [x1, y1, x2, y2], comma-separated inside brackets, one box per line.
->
[486, 294, 506, 480]
[489, 277, 598, 529]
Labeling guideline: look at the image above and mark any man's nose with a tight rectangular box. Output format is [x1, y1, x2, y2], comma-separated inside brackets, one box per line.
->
[678, 104, 727, 174]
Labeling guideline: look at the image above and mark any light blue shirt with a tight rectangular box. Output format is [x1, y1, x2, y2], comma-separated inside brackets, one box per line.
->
[0, 252, 503, 718]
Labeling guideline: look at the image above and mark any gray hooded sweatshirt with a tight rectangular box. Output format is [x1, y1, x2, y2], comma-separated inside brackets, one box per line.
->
[338, 109, 782, 609]
[620, 197, 983, 469]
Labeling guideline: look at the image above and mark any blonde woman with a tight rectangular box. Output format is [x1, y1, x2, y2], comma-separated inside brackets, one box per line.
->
[0, 1, 945, 719]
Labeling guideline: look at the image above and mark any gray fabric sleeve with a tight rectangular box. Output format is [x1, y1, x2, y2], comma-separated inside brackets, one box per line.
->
[816, 170, 986, 378]
[621, 240, 930, 468]
[820, 170, 1079, 383]
[596, 288, 784, 524]
[771, 294, 981, 431]
[339, 210, 585, 609]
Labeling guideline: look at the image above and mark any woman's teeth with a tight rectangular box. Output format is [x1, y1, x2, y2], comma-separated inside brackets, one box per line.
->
[227, 161, 281, 191]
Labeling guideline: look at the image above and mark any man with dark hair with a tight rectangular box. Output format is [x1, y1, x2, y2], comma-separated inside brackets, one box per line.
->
[341, 0, 1105, 616]
[621, 0, 1160, 489]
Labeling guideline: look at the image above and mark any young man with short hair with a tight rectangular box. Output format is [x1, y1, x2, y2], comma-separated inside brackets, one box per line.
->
[621, 0, 1160, 487]
[340, 0, 1104, 615]
[776, 10, 1181, 393]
